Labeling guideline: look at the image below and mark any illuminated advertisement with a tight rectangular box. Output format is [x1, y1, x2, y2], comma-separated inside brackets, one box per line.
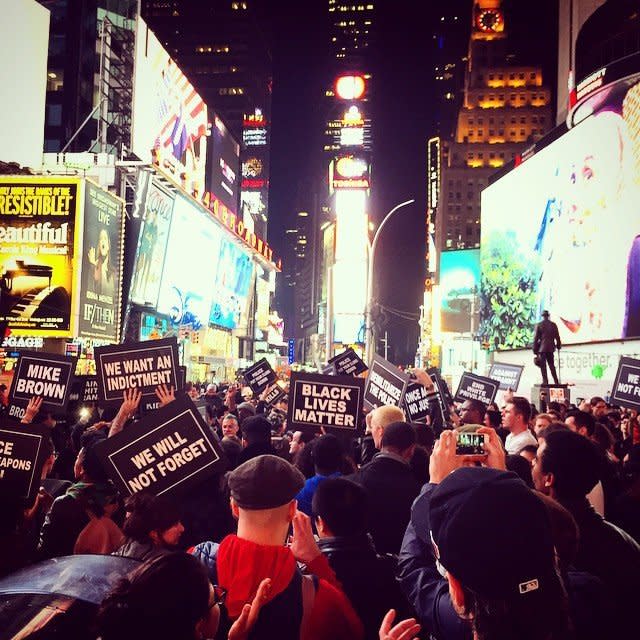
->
[242, 109, 268, 148]
[78, 182, 124, 341]
[241, 156, 266, 189]
[330, 155, 371, 191]
[132, 19, 208, 196]
[480, 79, 640, 350]
[440, 249, 480, 334]
[207, 114, 240, 215]
[209, 239, 254, 330]
[0, 176, 80, 336]
[156, 196, 222, 329]
[129, 180, 174, 308]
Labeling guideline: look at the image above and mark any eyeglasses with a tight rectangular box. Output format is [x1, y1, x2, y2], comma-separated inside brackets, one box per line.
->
[209, 585, 227, 609]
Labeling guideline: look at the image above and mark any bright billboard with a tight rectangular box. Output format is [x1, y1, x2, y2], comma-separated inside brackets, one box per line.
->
[207, 114, 240, 215]
[440, 249, 480, 334]
[0, 176, 81, 336]
[132, 19, 208, 196]
[480, 79, 640, 350]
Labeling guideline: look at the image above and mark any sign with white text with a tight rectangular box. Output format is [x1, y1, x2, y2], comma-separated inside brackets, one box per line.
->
[611, 357, 640, 410]
[454, 372, 499, 406]
[363, 355, 410, 410]
[329, 348, 368, 376]
[243, 358, 276, 394]
[403, 382, 432, 422]
[488, 362, 524, 391]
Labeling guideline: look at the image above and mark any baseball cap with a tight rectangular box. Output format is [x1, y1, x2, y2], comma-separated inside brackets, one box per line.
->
[228, 454, 305, 509]
[426, 467, 557, 600]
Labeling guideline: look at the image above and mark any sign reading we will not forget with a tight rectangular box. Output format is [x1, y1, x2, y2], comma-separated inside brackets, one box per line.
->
[454, 372, 499, 406]
[94, 338, 179, 407]
[611, 356, 640, 410]
[95, 395, 225, 499]
[288, 372, 364, 433]
[363, 355, 411, 410]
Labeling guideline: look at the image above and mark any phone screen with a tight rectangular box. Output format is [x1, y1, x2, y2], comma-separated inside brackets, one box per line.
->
[456, 432, 486, 456]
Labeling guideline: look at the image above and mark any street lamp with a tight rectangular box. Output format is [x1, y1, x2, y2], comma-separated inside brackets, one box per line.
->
[365, 198, 415, 364]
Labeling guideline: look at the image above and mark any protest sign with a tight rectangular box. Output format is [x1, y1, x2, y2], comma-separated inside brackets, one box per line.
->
[454, 372, 500, 406]
[611, 356, 640, 410]
[68, 375, 99, 404]
[263, 383, 286, 407]
[94, 337, 179, 407]
[321, 364, 335, 375]
[243, 358, 276, 393]
[7, 351, 77, 419]
[426, 367, 454, 426]
[363, 355, 410, 410]
[403, 382, 431, 422]
[0, 424, 51, 501]
[329, 348, 368, 376]
[488, 362, 524, 391]
[288, 372, 364, 433]
[94, 395, 225, 499]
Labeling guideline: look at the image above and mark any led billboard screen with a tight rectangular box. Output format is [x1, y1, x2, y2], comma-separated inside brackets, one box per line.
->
[480, 79, 640, 349]
[440, 249, 480, 334]
[0, 176, 80, 336]
[206, 114, 240, 215]
[132, 19, 208, 195]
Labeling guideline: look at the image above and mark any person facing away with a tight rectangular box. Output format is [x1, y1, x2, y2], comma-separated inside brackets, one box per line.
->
[533, 310, 562, 385]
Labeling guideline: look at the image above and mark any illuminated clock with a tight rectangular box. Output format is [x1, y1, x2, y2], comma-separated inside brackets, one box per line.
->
[476, 9, 503, 32]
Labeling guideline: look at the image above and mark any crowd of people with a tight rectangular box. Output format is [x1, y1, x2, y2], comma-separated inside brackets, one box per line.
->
[1, 368, 639, 639]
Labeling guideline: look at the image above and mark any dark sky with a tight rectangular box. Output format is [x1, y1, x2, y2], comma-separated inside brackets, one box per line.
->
[267, 0, 558, 364]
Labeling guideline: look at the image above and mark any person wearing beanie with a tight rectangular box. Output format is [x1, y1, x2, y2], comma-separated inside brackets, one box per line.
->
[533, 429, 640, 633]
[191, 455, 364, 640]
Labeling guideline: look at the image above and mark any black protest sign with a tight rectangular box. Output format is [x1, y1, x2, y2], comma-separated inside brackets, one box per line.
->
[329, 348, 368, 376]
[288, 372, 364, 433]
[68, 375, 99, 404]
[488, 362, 524, 391]
[403, 383, 432, 422]
[363, 355, 410, 410]
[8, 351, 77, 416]
[611, 357, 640, 410]
[0, 424, 51, 502]
[263, 383, 286, 407]
[94, 337, 179, 407]
[94, 395, 225, 499]
[426, 367, 454, 426]
[454, 372, 500, 406]
[243, 358, 276, 393]
[321, 364, 335, 375]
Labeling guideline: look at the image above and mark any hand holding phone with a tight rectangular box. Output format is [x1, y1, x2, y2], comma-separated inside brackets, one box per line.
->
[455, 431, 487, 456]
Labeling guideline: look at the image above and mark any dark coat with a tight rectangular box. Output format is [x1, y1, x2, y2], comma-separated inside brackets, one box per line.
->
[533, 318, 561, 353]
[349, 454, 421, 555]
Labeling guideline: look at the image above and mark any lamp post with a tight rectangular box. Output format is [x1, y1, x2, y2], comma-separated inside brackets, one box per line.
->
[365, 198, 415, 364]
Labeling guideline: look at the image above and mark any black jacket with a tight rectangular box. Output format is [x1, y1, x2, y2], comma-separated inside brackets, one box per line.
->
[318, 534, 413, 640]
[533, 318, 561, 353]
[349, 454, 421, 555]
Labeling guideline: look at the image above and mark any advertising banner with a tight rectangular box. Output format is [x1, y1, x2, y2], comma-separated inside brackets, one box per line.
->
[403, 382, 431, 422]
[440, 249, 480, 333]
[488, 362, 524, 391]
[0, 424, 51, 502]
[78, 181, 124, 341]
[94, 395, 224, 499]
[94, 337, 180, 407]
[329, 348, 368, 376]
[207, 113, 240, 215]
[288, 371, 364, 432]
[243, 358, 276, 394]
[8, 351, 77, 416]
[363, 355, 411, 410]
[68, 375, 99, 404]
[611, 356, 640, 410]
[0, 176, 81, 336]
[454, 372, 500, 406]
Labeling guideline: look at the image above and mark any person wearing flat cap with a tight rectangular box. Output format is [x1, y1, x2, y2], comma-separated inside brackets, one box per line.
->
[398, 429, 574, 640]
[192, 455, 364, 640]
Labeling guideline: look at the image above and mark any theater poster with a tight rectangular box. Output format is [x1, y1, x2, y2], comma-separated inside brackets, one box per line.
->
[77, 181, 124, 341]
[0, 176, 81, 336]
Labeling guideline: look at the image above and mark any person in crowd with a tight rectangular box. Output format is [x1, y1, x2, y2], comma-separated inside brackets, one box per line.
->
[296, 433, 343, 516]
[222, 413, 241, 442]
[360, 405, 405, 465]
[589, 396, 608, 421]
[454, 399, 486, 427]
[532, 429, 640, 633]
[399, 428, 572, 640]
[113, 492, 185, 561]
[236, 400, 257, 426]
[505, 453, 534, 488]
[289, 429, 314, 463]
[268, 408, 292, 460]
[409, 424, 435, 486]
[349, 421, 420, 555]
[519, 443, 538, 465]
[312, 477, 415, 639]
[610, 444, 640, 542]
[502, 396, 538, 454]
[533, 412, 553, 436]
[237, 415, 277, 465]
[192, 455, 364, 639]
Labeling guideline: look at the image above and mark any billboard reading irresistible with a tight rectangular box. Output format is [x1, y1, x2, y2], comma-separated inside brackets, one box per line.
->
[0, 176, 80, 336]
[78, 181, 124, 341]
[94, 395, 225, 499]
[363, 355, 411, 410]
[94, 337, 180, 407]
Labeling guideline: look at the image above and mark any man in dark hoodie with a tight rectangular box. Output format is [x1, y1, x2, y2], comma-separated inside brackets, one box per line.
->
[236, 416, 277, 466]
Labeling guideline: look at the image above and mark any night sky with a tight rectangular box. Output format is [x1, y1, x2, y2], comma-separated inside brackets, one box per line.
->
[267, 0, 558, 364]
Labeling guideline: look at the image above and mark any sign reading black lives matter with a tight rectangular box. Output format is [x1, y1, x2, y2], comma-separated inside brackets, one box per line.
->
[454, 372, 499, 406]
[329, 348, 368, 376]
[363, 355, 411, 410]
[611, 356, 640, 410]
[288, 372, 364, 433]
[0, 424, 52, 501]
[403, 383, 432, 422]
[68, 375, 99, 404]
[94, 395, 225, 499]
[8, 351, 77, 418]
[94, 337, 179, 407]
[488, 362, 524, 391]
[243, 358, 276, 393]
